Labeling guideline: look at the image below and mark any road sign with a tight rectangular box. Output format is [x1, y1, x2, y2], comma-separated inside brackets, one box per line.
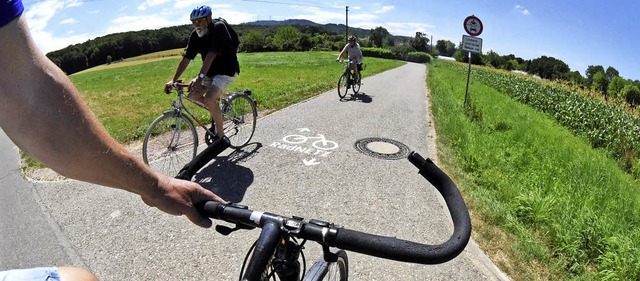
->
[464, 15, 483, 36]
[462, 35, 483, 53]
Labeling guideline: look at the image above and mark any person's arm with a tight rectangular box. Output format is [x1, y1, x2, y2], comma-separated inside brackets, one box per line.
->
[170, 57, 191, 83]
[336, 48, 346, 61]
[0, 15, 224, 227]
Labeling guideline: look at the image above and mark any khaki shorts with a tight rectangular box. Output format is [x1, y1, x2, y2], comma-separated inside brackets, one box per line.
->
[201, 75, 236, 92]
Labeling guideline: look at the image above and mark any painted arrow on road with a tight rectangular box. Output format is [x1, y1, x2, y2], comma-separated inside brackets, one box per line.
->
[303, 158, 320, 166]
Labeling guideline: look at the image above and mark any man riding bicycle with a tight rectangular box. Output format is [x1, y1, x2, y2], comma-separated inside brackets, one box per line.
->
[336, 35, 363, 86]
[166, 5, 240, 143]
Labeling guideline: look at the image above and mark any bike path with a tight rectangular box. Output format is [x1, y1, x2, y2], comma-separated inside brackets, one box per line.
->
[11, 62, 509, 280]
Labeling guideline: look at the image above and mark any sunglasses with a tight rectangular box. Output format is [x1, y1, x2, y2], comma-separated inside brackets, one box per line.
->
[192, 18, 207, 25]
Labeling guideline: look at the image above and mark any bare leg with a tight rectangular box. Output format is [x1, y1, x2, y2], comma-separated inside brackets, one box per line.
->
[58, 267, 99, 281]
[203, 85, 225, 138]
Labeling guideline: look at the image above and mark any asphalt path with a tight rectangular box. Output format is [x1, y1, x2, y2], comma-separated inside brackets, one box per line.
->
[0, 62, 509, 280]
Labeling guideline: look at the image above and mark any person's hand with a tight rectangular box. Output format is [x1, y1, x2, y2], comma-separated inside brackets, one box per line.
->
[188, 77, 203, 95]
[165, 80, 174, 93]
[139, 175, 227, 228]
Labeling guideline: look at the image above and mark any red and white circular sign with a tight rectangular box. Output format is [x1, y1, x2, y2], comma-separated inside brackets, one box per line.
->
[464, 15, 483, 36]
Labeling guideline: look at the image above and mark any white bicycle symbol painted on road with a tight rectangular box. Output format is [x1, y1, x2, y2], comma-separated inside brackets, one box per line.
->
[283, 134, 339, 150]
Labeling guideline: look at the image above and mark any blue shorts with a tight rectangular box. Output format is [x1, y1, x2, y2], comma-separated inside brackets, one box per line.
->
[0, 267, 60, 281]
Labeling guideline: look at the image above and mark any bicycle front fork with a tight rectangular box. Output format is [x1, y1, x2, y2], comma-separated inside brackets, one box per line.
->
[272, 238, 302, 281]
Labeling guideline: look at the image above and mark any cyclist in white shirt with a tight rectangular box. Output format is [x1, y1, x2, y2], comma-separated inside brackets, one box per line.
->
[336, 35, 363, 85]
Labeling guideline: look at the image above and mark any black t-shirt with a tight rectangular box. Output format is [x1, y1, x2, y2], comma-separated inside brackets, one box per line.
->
[184, 21, 240, 76]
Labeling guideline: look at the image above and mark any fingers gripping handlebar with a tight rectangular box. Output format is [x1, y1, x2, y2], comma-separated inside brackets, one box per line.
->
[164, 80, 189, 94]
[197, 151, 472, 265]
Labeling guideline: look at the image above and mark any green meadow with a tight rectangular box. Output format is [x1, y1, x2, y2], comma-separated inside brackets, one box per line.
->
[69, 51, 404, 142]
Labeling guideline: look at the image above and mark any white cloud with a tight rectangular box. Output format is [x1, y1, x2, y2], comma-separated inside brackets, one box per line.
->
[25, 0, 65, 32]
[31, 29, 90, 53]
[107, 14, 183, 34]
[65, 0, 83, 8]
[374, 5, 394, 14]
[59, 18, 78, 25]
[515, 4, 530, 16]
[173, 0, 208, 10]
[24, 0, 91, 52]
[138, 0, 171, 10]
[288, 6, 344, 24]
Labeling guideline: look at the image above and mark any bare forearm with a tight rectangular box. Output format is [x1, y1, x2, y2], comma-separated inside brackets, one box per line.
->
[0, 16, 159, 196]
[172, 57, 191, 82]
[200, 52, 216, 76]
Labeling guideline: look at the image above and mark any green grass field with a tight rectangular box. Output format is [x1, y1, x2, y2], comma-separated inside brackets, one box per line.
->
[428, 60, 640, 280]
[69, 51, 404, 142]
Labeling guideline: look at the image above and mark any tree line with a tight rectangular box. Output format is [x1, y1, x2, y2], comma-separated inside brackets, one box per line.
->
[47, 21, 639, 109]
[432, 39, 640, 109]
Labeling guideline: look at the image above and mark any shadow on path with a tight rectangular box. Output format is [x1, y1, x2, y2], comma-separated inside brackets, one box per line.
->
[194, 142, 262, 203]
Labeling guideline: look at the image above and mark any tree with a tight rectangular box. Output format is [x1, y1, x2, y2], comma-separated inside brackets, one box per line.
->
[435, 40, 456, 57]
[370, 26, 391, 48]
[592, 71, 609, 99]
[586, 65, 605, 86]
[484, 50, 504, 68]
[527, 56, 570, 80]
[409, 32, 429, 52]
[564, 71, 587, 88]
[622, 84, 640, 108]
[605, 66, 619, 81]
[272, 26, 301, 51]
[241, 30, 269, 52]
[384, 36, 395, 47]
[607, 76, 626, 100]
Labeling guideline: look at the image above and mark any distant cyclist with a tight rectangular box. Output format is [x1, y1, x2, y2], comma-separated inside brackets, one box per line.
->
[166, 5, 240, 142]
[336, 35, 363, 85]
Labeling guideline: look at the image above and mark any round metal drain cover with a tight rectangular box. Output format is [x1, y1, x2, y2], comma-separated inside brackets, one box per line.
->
[354, 138, 410, 160]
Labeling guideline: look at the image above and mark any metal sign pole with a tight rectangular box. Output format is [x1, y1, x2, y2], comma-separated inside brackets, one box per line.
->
[464, 51, 472, 107]
[462, 15, 483, 108]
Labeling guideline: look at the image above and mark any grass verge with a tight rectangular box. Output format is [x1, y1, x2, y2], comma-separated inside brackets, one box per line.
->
[428, 60, 640, 280]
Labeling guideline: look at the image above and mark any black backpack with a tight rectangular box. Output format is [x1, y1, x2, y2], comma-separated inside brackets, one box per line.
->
[214, 17, 239, 52]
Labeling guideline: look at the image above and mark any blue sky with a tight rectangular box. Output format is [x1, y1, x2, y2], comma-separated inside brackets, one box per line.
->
[22, 0, 640, 80]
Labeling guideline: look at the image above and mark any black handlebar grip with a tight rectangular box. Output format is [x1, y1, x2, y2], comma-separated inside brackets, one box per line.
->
[332, 152, 472, 264]
[334, 229, 466, 264]
[196, 201, 222, 218]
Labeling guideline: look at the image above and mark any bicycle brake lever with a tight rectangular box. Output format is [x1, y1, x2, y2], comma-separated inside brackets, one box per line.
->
[215, 223, 255, 236]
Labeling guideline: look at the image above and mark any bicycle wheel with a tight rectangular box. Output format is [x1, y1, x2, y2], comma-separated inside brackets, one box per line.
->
[337, 73, 349, 99]
[303, 250, 348, 281]
[223, 93, 257, 148]
[142, 113, 198, 176]
[351, 73, 360, 94]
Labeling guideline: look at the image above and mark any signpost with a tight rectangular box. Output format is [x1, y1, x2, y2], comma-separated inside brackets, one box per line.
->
[462, 15, 483, 107]
[462, 35, 483, 53]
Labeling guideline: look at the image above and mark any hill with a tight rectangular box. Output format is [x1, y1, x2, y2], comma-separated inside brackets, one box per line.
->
[45, 19, 382, 75]
[243, 19, 372, 38]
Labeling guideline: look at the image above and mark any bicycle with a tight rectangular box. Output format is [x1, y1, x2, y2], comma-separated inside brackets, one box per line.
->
[142, 81, 257, 176]
[336, 60, 362, 100]
[196, 151, 472, 281]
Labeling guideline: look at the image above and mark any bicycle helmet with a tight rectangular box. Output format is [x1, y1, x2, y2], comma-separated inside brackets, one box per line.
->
[190, 5, 212, 20]
[348, 35, 357, 41]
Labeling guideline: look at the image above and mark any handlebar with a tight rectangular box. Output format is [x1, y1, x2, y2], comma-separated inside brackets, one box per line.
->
[197, 151, 471, 265]
[164, 80, 190, 94]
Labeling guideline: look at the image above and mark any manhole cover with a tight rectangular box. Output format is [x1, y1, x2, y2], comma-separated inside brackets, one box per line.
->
[354, 138, 410, 160]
